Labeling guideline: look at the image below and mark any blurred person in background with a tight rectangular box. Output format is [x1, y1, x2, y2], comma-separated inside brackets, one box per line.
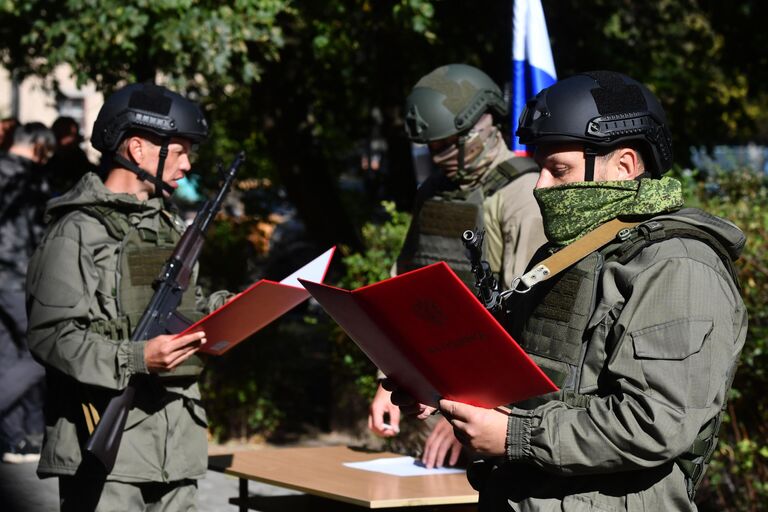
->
[0, 122, 55, 464]
[45, 116, 99, 195]
[0, 117, 19, 152]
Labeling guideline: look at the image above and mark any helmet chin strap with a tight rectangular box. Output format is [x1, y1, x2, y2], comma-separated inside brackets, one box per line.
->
[455, 135, 467, 179]
[153, 140, 170, 200]
[112, 139, 174, 198]
[584, 146, 598, 182]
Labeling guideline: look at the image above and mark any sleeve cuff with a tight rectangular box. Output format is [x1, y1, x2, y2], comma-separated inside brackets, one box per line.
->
[129, 341, 149, 375]
[505, 411, 532, 461]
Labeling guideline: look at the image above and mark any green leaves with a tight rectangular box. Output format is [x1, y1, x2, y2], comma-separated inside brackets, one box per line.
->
[2, 0, 291, 90]
[680, 168, 768, 510]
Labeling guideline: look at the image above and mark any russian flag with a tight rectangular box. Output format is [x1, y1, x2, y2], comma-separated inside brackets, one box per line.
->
[511, 0, 557, 155]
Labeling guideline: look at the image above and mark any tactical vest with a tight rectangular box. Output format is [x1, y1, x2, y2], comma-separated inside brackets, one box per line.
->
[82, 205, 205, 379]
[504, 212, 742, 499]
[397, 158, 537, 287]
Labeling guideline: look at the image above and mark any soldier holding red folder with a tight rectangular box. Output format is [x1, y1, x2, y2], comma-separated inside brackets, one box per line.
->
[391, 71, 746, 511]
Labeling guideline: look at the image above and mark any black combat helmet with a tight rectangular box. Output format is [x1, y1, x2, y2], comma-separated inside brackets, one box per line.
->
[92, 83, 208, 153]
[404, 64, 507, 144]
[517, 71, 673, 178]
[91, 83, 208, 198]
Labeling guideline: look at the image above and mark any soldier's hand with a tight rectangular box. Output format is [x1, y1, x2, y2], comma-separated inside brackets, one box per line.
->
[384, 378, 436, 419]
[144, 331, 206, 373]
[368, 382, 401, 437]
[439, 399, 507, 456]
[422, 416, 463, 468]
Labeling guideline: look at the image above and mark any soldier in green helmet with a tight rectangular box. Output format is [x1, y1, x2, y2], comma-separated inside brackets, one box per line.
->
[389, 70, 746, 511]
[368, 64, 547, 469]
[26, 83, 233, 511]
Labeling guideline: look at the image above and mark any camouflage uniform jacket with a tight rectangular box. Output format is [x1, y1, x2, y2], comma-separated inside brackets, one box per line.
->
[474, 209, 747, 511]
[26, 172, 227, 483]
[0, 152, 49, 290]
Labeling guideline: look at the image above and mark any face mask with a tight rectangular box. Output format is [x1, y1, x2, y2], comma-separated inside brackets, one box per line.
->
[534, 177, 684, 246]
[430, 113, 503, 186]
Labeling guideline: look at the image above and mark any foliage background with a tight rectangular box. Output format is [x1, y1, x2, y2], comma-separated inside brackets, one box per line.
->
[1, 1, 766, 510]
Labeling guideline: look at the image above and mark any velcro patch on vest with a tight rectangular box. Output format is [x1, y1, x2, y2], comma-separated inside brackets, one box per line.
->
[127, 248, 174, 286]
[419, 200, 479, 237]
[535, 270, 584, 323]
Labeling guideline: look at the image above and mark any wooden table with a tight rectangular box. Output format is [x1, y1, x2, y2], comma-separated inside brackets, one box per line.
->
[208, 445, 479, 511]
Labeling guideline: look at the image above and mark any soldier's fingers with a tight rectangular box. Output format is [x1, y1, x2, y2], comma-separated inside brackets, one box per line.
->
[169, 331, 206, 351]
[439, 399, 470, 421]
[167, 344, 201, 369]
[447, 442, 461, 467]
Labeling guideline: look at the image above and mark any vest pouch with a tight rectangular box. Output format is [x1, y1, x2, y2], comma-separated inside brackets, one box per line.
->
[512, 252, 602, 407]
[398, 189, 485, 288]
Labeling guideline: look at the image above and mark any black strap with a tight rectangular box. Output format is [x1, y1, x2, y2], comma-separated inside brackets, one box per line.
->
[584, 146, 598, 182]
[153, 140, 170, 200]
[112, 153, 174, 197]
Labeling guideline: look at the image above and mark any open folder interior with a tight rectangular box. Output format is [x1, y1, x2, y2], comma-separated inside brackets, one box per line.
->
[300, 262, 557, 409]
[180, 247, 335, 355]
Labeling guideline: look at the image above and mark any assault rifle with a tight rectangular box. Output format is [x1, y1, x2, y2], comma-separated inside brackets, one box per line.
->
[85, 151, 246, 472]
[462, 229, 503, 314]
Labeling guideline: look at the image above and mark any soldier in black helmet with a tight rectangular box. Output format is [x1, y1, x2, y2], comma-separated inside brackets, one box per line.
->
[26, 83, 233, 511]
[368, 64, 546, 469]
[390, 71, 746, 511]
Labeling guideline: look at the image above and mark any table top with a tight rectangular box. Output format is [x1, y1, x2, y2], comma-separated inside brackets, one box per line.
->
[208, 445, 479, 509]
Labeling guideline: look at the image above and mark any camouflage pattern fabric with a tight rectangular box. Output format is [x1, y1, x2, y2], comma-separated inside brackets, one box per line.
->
[534, 177, 683, 246]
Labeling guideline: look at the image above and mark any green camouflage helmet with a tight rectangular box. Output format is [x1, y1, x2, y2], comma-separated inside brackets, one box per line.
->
[404, 64, 508, 143]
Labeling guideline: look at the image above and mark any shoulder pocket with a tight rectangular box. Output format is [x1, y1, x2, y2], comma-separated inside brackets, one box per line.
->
[630, 318, 713, 409]
[631, 318, 712, 360]
[29, 237, 84, 308]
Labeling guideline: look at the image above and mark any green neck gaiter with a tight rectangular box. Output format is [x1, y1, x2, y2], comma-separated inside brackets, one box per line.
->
[534, 177, 684, 246]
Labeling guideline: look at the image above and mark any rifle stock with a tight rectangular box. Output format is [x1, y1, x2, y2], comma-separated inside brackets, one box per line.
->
[84, 151, 245, 472]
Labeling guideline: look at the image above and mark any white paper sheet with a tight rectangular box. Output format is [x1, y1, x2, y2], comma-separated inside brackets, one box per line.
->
[343, 456, 465, 477]
[280, 247, 335, 287]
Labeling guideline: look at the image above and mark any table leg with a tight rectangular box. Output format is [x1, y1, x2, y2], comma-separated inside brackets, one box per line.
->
[239, 478, 248, 512]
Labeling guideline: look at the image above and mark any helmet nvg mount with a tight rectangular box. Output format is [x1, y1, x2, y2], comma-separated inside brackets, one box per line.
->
[92, 83, 209, 197]
[404, 64, 507, 144]
[516, 70, 673, 179]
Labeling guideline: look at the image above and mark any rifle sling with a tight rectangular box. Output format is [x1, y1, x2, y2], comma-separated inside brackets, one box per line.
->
[512, 218, 641, 292]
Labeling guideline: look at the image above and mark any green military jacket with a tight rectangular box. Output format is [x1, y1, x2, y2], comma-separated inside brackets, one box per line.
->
[26, 173, 228, 483]
[475, 209, 747, 511]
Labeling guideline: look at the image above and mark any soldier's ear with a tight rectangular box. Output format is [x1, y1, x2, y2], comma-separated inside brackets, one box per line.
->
[615, 147, 643, 179]
[125, 136, 146, 164]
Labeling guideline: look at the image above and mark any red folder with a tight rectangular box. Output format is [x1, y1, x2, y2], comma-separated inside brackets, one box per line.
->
[300, 262, 557, 409]
[180, 247, 335, 355]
